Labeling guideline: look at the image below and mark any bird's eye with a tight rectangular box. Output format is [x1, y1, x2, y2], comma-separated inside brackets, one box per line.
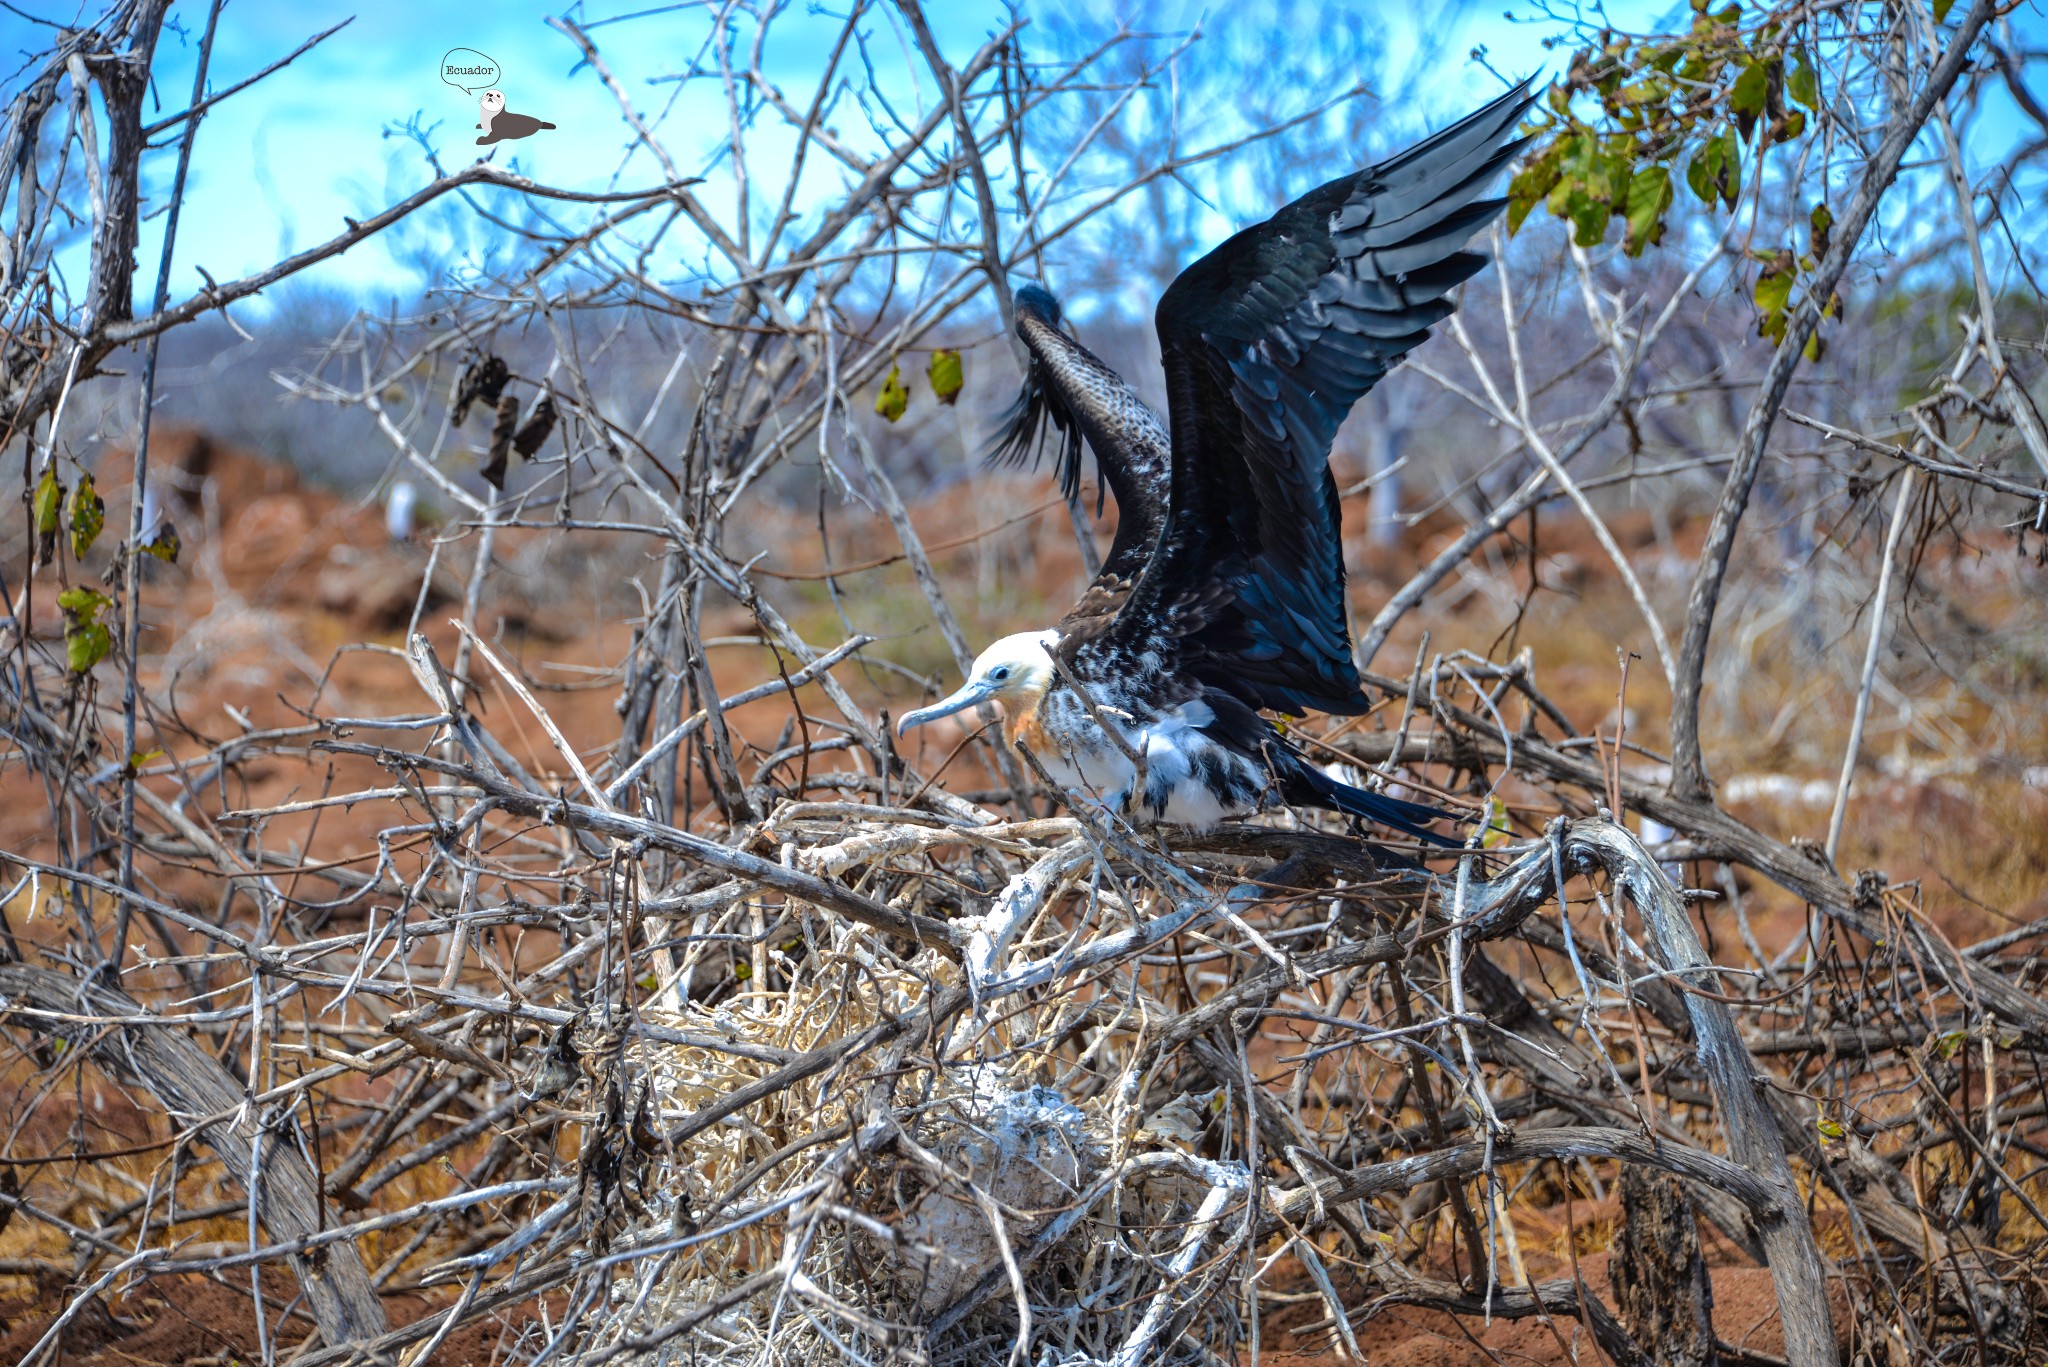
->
[990, 666, 1011, 681]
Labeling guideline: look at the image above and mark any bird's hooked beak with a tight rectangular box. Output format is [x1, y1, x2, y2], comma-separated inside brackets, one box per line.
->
[897, 677, 998, 737]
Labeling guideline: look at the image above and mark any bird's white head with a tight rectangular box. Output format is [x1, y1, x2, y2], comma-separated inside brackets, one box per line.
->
[480, 89, 506, 116]
[897, 630, 1059, 737]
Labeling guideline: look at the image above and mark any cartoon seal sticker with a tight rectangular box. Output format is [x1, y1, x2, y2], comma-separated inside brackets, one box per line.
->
[477, 89, 556, 145]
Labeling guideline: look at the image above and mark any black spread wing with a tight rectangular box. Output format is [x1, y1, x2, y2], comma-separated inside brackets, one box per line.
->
[990, 283, 1174, 617]
[1097, 81, 1534, 716]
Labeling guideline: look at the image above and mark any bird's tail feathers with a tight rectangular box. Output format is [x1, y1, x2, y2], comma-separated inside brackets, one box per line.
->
[1289, 761, 1461, 847]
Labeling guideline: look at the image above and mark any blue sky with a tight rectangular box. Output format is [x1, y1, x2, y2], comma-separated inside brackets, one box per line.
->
[0, 0, 1552, 309]
[2, 0, 2040, 316]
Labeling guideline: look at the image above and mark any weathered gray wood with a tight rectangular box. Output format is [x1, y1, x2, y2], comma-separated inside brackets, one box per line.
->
[1564, 822, 1839, 1367]
[1266, 1124, 1783, 1230]
[1613, 1165, 1712, 1367]
[1338, 715, 2048, 1038]
[1462, 944, 1766, 1267]
[0, 966, 388, 1346]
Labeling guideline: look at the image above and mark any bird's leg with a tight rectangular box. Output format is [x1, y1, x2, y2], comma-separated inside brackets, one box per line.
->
[1071, 774, 1145, 827]
[1255, 740, 1290, 813]
[1078, 779, 1144, 824]
[1066, 784, 1124, 818]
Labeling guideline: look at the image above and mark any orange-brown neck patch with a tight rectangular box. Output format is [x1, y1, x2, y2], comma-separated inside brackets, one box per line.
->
[1002, 677, 1052, 750]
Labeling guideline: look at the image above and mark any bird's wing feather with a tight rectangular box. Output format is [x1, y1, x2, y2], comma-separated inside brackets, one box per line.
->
[990, 285, 1174, 627]
[1090, 81, 1534, 716]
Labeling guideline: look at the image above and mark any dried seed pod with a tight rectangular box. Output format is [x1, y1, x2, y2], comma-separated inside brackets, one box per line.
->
[451, 354, 509, 426]
[512, 394, 557, 458]
[482, 392, 519, 488]
[522, 1021, 581, 1101]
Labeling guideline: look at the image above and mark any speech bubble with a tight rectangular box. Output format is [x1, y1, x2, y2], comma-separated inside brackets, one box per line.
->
[441, 48, 502, 96]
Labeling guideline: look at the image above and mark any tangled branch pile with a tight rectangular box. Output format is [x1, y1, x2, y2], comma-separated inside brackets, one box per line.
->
[10, 647, 2047, 1364]
[2, 2, 2046, 1365]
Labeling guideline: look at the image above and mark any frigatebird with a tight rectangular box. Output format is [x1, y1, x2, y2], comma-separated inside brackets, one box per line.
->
[897, 83, 1534, 842]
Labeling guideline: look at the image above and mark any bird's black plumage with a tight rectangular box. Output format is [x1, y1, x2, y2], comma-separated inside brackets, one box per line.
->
[1107, 78, 1535, 719]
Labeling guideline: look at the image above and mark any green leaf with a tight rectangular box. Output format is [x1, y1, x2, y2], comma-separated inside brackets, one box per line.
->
[1686, 144, 1718, 204]
[68, 473, 104, 560]
[1546, 171, 1578, 219]
[1508, 149, 1565, 235]
[1730, 59, 1768, 143]
[1787, 49, 1819, 109]
[1754, 268, 1792, 317]
[1592, 144, 1630, 206]
[1933, 0, 1955, 21]
[926, 348, 964, 406]
[1568, 188, 1609, 247]
[1481, 796, 1512, 849]
[1507, 192, 1536, 236]
[1754, 250, 1796, 346]
[874, 364, 909, 423]
[58, 587, 113, 674]
[1729, 60, 1769, 117]
[1546, 134, 1593, 211]
[143, 520, 181, 564]
[32, 466, 63, 534]
[1623, 164, 1673, 256]
[1720, 125, 1743, 206]
[1810, 202, 1834, 258]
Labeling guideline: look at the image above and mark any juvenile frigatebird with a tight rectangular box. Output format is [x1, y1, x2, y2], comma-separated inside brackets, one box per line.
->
[897, 83, 1534, 842]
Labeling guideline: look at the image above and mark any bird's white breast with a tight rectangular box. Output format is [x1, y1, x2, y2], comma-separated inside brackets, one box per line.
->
[1034, 690, 1258, 829]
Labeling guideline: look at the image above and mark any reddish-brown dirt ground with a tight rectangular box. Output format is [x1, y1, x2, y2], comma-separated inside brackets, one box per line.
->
[1260, 1250, 1846, 1365]
[0, 1271, 557, 1366]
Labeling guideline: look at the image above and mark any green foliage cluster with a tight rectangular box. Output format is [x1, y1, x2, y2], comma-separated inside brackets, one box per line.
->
[1509, 0, 1823, 253]
[1506, 0, 1847, 352]
[26, 464, 178, 675]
